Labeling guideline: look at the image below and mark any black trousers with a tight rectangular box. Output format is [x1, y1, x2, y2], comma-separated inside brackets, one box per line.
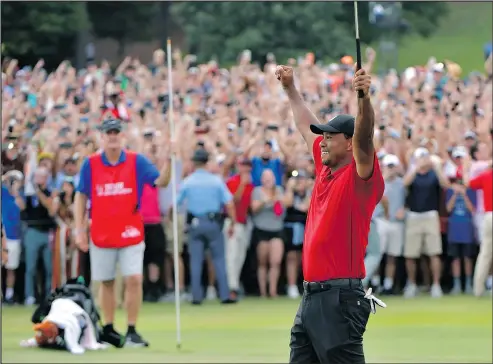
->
[289, 279, 371, 364]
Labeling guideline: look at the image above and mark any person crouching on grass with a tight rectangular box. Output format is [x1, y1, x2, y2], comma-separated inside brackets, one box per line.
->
[74, 118, 172, 347]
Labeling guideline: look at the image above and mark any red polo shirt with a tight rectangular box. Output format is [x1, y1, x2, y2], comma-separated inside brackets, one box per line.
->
[303, 136, 384, 282]
[469, 169, 493, 212]
[226, 174, 254, 224]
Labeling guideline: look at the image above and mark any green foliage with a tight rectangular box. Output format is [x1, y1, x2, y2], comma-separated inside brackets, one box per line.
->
[171, 2, 354, 64]
[86, 2, 157, 55]
[338, 2, 449, 44]
[1, 2, 87, 66]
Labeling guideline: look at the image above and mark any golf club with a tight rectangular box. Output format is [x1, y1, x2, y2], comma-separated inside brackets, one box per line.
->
[354, 1, 364, 99]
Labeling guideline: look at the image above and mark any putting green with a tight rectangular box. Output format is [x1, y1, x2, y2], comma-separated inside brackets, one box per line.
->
[2, 295, 491, 363]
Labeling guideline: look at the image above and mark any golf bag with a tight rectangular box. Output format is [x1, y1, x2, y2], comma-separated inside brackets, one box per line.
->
[31, 277, 103, 343]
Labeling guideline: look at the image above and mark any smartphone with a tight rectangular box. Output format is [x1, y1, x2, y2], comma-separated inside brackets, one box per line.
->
[266, 125, 279, 131]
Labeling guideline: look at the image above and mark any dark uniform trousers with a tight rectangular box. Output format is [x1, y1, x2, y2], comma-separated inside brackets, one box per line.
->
[289, 279, 371, 364]
[187, 213, 230, 302]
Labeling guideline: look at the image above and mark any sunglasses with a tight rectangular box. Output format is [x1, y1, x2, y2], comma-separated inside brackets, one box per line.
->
[105, 129, 121, 135]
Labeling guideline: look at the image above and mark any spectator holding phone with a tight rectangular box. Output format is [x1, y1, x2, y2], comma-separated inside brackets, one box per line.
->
[21, 166, 57, 305]
[403, 147, 450, 298]
[251, 169, 287, 298]
[251, 141, 284, 187]
[446, 177, 477, 294]
[283, 171, 311, 299]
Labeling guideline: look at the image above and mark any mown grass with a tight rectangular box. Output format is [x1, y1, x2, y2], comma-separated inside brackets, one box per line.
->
[2, 295, 492, 363]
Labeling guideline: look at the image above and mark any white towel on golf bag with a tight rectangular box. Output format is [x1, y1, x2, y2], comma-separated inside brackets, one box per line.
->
[20, 298, 107, 354]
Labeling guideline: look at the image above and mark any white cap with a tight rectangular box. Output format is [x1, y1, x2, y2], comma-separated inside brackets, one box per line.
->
[403, 67, 417, 82]
[452, 146, 468, 159]
[432, 63, 444, 73]
[414, 147, 430, 159]
[382, 154, 400, 167]
[216, 153, 226, 165]
[464, 130, 477, 140]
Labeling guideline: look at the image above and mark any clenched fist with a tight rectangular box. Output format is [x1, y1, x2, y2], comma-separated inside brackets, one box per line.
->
[352, 67, 371, 97]
[275, 65, 295, 90]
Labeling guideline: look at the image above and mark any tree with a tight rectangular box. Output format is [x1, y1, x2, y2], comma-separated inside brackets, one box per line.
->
[86, 2, 157, 58]
[171, 2, 355, 64]
[1, 2, 88, 68]
[338, 2, 449, 44]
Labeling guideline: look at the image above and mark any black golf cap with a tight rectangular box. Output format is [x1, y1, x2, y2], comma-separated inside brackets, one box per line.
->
[310, 114, 355, 137]
[100, 118, 123, 133]
[191, 149, 209, 163]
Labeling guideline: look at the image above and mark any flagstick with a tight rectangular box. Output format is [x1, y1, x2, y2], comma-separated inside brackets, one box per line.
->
[167, 38, 182, 350]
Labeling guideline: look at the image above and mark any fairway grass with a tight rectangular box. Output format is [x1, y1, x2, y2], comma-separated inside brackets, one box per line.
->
[2, 295, 491, 363]
[386, 2, 492, 73]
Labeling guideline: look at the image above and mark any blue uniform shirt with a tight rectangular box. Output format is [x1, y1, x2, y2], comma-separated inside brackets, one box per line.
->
[251, 157, 284, 187]
[1, 185, 22, 240]
[446, 188, 477, 244]
[177, 169, 232, 216]
[76, 150, 159, 207]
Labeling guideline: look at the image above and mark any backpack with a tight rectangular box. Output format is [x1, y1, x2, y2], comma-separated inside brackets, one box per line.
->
[31, 277, 103, 342]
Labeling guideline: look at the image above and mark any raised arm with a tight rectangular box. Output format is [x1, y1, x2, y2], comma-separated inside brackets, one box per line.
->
[276, 66, 318, 153]
[352, 67, 376, 180]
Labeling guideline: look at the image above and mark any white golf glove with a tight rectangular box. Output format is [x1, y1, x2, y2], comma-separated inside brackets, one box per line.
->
[365, 287, 387, 314]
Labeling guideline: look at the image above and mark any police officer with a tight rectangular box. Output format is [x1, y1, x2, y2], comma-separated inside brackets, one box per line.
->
[177, 149, 237, 304]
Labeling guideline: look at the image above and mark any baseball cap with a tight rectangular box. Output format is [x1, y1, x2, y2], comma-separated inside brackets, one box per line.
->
[432, 63, 444, 73]
[310, 114, 355, 137]
[37, 152, 54, 163]
[464, 130, 477, 140]
[191, 149, 209, 163]
[100, 118, 122, 133]
[414, 147, 430, 159]
[452, 146, 468, 159]
[382, 154, 400, 167]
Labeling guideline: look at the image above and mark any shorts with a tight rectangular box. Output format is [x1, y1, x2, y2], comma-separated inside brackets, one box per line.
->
[4, 239, 21, 270]
[163, 215, 186, 255]
[253, 227, 284, 245]
[283, 226, 303, 252]
[89, 241, 145, 282]
[404, 211, 442, 258]
[448, 243, 477, 258]
[376, 218, 404, 257]
[144, 224, 166, 266]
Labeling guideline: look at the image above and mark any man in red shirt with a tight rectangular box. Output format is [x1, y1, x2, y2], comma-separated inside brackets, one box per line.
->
[276, 65, 384, 363]
[224, 158, 254, 299]
[467, 164, 493, 297]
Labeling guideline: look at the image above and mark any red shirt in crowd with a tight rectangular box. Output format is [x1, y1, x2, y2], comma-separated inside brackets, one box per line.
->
[226, 174, 254, 224]
[303, 136, 384, 282]
[469, 169, 493, 212]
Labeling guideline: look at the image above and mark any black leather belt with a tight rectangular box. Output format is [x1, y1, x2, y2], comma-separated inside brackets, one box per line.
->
[186, 212, 222, 224]
[303, 278, 362, 293]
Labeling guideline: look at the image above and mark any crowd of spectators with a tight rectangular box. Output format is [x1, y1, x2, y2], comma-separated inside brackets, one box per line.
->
[1, 46, 492, 306]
